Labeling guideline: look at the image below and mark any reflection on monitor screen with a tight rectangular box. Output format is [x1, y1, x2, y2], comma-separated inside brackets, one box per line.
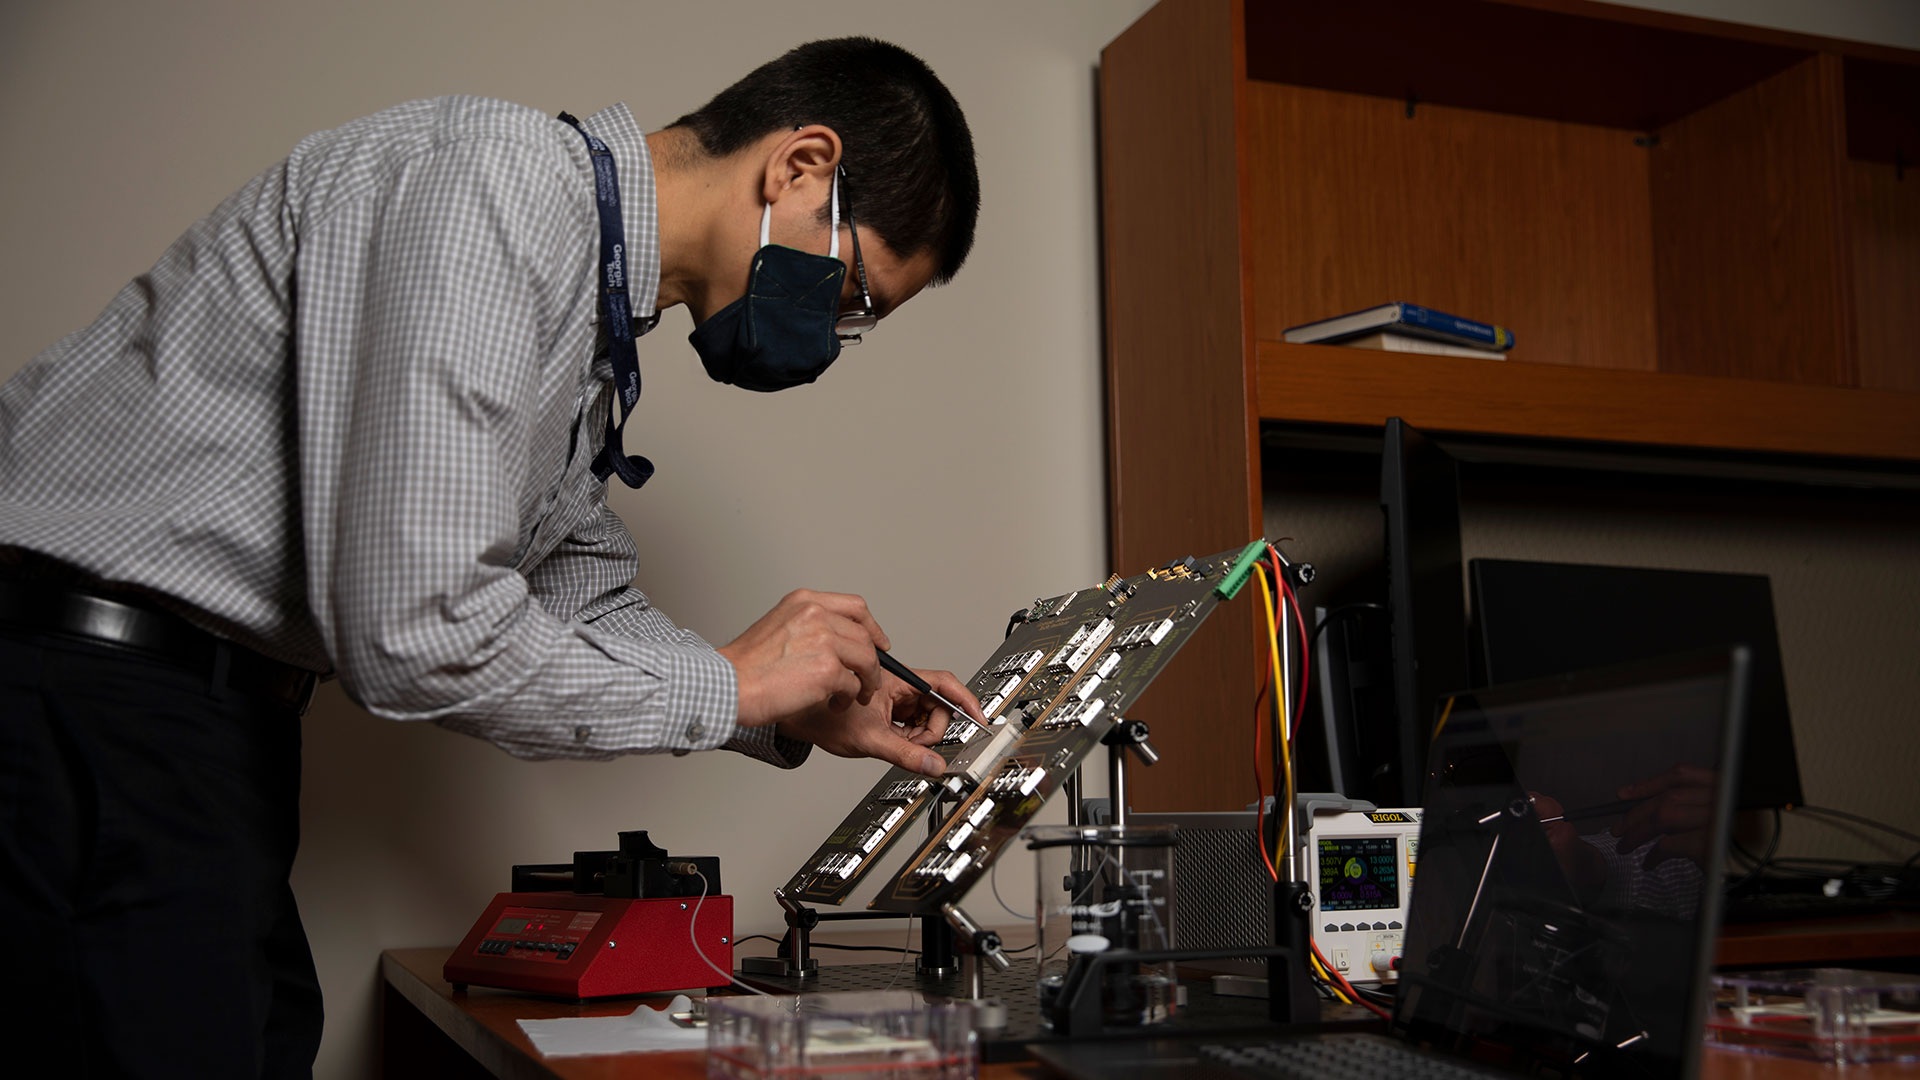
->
[1395, 654, 1744, 1079]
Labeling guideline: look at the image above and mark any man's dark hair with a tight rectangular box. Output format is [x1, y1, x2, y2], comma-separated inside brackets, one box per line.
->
[672, 37, 979, 285]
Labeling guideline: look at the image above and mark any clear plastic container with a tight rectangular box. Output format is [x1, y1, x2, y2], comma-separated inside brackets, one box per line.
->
[1025, 823, 1179, 1029]
[705, 990, 977, 1080]
[1707, 968, 1920, 1064]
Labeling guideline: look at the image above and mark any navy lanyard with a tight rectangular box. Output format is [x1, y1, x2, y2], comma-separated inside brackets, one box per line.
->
[559, 111, 659, 490]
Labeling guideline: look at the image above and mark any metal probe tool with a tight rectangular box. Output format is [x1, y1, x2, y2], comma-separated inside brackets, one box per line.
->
[1535, 795, 1646, 825]
[875, 648, 981, 726]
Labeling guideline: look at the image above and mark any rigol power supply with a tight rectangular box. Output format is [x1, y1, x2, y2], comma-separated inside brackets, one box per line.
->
[1300, 796, 1421, 986]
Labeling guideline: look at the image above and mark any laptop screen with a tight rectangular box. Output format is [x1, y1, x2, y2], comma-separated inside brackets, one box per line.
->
[1394, 650, 1747, 1079]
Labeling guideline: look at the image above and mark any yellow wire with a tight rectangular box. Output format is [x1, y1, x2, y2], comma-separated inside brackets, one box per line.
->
[1432, 695, 1456, 741]
[1255, 563, 1291, 872]
[1307, 951, 1353, 1004]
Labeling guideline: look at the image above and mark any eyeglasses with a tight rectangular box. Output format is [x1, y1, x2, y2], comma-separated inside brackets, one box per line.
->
[835, 166, 878, 345]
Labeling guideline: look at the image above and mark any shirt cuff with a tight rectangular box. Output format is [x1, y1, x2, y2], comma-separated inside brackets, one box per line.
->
[721, 725, 814, 769]
[656, 644, 739, 754]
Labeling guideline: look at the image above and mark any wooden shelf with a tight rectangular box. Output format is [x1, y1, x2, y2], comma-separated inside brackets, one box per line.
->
[1255, 341, 1920, 462]
[1101, 0, 1920, 813]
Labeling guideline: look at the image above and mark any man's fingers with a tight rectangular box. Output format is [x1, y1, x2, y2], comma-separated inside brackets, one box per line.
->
[786, 589, 891, 653]
[921, 668, 983, 725]
[1615, 800, 1659, 847]
[860, 727, 947, 777]
[1617, 764, 1716, 801]
[1528, 790, 1565, 819]
[823, 625, 885, 703]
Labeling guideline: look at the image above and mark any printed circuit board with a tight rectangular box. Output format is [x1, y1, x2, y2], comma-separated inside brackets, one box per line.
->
[780, 542, 1265, 913]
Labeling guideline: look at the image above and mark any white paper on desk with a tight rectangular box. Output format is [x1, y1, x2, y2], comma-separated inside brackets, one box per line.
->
[517, 994, 708, 1057]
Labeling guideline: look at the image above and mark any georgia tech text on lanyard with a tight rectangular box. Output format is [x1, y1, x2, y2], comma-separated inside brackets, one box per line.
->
[560, 111, 658, 490]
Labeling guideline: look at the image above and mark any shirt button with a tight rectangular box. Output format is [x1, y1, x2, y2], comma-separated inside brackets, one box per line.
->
[686, 718, 705, 742]
[573, 725, 591, 743]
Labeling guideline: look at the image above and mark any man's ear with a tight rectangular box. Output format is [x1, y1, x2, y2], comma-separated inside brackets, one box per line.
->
[761, 124, 843, 207]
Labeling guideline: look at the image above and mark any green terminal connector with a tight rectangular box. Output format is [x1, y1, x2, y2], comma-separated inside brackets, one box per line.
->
[1213, 539, 1270, 600]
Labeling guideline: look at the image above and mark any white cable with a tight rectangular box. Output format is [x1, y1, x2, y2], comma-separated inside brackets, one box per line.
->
[883, 914, 917, 991]
[690, 868, 772, 997]
[1042, 848, 1117, 963]
[989, 855, 1036, 923]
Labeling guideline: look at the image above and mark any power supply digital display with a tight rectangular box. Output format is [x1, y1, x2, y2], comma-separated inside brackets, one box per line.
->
[1317, 836, 1400, 911]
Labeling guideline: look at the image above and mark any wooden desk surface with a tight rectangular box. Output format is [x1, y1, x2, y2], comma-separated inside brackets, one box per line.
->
[381, 945, 1920, 1080]
[1716, 910, 1920, 968]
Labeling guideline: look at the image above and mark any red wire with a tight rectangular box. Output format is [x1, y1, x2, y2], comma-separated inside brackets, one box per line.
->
[1264, 546, 1388, 1010]
[1252, 567, 1280, 883]
[1311, 940, 1393, 1020]
[1282, 574, 1310, 740]
[1267, 546, 1312, 740]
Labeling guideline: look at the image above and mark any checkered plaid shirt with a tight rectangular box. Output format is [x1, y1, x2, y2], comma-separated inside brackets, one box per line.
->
[0, 97, 805, 767]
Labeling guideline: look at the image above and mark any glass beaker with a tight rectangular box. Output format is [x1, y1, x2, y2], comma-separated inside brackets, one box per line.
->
[1024, 823, 1178, 1029]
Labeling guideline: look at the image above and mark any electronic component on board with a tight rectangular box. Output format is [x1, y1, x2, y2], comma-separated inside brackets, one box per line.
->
[1028, 592, 1078, 620]
[1060, 619, 1115, 672]
[989, 649, 1045, 679]
[879, 779, 931, 803]
[937, 720, 979, 747]
[1040, 697, 1106, 730]
[819, 852, 862, 880]
[945, 722, 1024, 786]
[915, 850, 973, 883]
[989, 765, 1045, 797]
[1113, 617, 1174, 651]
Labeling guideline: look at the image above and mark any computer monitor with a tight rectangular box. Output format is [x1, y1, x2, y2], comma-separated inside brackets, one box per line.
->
[1400, 647, 1749, 1077]
[1470, 558, 1804, 809]
[1378, 418, 1469, 807]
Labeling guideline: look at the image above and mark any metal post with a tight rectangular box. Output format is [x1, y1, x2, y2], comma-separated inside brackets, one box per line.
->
[1064, 768, 1083, 875]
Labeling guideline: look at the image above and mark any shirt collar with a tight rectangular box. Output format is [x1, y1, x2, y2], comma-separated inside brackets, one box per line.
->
[576, 102, 660, 325]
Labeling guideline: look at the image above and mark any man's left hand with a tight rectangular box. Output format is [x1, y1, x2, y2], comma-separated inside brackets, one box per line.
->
[1612, 764, 1718, 869]
[775, 667, 979, 777]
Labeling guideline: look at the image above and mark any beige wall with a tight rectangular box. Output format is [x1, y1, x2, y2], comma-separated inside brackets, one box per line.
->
[1, 2, 1151, 1076]
[4, 3, 1915, 1079]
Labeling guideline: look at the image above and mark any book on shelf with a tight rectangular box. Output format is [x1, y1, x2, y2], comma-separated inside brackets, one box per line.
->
[1338, 331, 1508, 361]
[1283, 302, 1515, 351]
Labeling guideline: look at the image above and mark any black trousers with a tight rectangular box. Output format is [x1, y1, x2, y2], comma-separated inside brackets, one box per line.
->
[0, 630, 323, 1078]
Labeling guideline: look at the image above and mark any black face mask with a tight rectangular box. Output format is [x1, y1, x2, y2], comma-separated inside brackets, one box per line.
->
[688, 173, 847, 392]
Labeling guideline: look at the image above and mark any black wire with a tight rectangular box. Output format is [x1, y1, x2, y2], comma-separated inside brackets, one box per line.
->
[1310, 602, 1386, 647]
[732, 934, 920, 955]
[1769, 856, 1912, 870]
[735, 933, 1036, 957]
[1352, 984, 1397, 1007]
[1794, 804, 1920, 850]
[1726, 808, 1782, 893]
[1005, 609, 1029, 640]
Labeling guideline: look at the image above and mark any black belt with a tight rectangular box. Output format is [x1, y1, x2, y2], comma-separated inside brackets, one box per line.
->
[0, 580, 317, 715]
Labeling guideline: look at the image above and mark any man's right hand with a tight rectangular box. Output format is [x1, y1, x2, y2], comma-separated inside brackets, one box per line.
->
[717, 589, 892, 729]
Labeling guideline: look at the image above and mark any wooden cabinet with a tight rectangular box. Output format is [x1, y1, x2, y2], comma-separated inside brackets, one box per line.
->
[1098, 0, 1920, 811]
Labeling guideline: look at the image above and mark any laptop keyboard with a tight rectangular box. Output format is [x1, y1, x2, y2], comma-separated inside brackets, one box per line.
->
[1200, 1034, 1491, 1080]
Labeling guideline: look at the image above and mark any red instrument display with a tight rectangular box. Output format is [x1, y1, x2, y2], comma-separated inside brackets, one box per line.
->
[442, 831, 733, 1000]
